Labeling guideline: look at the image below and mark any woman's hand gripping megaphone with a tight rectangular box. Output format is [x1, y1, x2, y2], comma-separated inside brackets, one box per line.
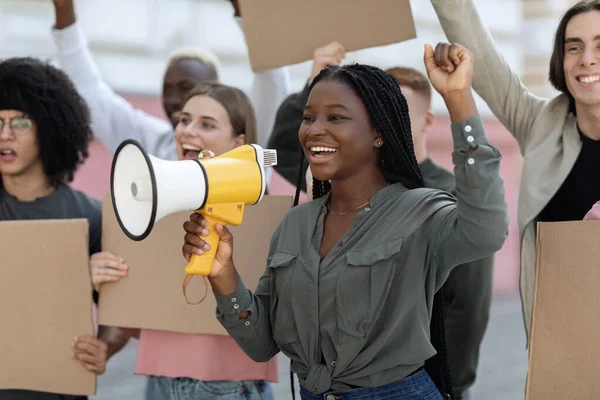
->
[182, 213, 235, 279]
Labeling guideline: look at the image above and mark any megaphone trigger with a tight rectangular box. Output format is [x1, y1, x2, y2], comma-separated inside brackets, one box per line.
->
[182, 202, 246, 304]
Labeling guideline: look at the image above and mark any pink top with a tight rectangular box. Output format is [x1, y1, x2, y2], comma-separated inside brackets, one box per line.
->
[133, 171, 306, 381]
[135, 330, 279, 381]
[90, 230, 281, 382]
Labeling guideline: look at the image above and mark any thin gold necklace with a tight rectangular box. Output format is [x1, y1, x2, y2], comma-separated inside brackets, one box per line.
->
[326, 183, 389, 216]
[327, 200, 371, 216]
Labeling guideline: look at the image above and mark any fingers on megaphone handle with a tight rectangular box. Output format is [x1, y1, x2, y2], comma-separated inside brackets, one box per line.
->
[190, 212, 209, 228]
[182, 216, 210, 262]
[183, 215, 212, 249]
[214, 223, 233, 244]
[183, 232, 208, 257]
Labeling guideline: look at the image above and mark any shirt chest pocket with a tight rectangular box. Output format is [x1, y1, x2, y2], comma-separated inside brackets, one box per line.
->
[268, 251, 301, 345]
[336, 237, 403, 344]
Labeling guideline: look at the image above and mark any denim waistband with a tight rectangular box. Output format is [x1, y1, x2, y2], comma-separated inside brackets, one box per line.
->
[299, 368, 436, 400]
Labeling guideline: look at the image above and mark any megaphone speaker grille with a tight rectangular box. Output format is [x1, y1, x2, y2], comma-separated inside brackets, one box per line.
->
[110, 139, 157, 241]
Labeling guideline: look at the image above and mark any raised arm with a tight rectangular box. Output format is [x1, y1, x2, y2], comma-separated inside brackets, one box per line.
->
[249, 68, 292, 148]
[423, 43, 508, 283]
[419, 157, 456, 195]
[51, 0, 176, 159]
[430, 0, 547, 153]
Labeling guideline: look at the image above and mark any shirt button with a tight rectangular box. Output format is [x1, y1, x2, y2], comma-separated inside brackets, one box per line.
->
[467, 158, 475, 165]
[233, 304, 240, 309]
[467, 135, 474, 143]
[364, 207, 371, 212]
[244, 321, 251, 326]
[231, 298, 237, 303]
[331, 361, 336, 367]
[465, 125, 472, 133]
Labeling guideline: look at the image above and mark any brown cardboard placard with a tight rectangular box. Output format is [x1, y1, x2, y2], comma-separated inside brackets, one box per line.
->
[0, 219, 95, 395]
[98, 193, 292, 334]
[526, 221, 600, 399]
[239, 0, 417, 72]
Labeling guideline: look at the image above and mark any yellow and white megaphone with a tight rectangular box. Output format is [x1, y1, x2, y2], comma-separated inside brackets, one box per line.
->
[110, 139, 277, 303]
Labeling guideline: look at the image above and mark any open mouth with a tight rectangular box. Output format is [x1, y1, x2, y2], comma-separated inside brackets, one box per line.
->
[0, 149, 16, 161]
[181, 144, 202, 160]
[577, 75, 600, 85]
[310, 146, 338, 158]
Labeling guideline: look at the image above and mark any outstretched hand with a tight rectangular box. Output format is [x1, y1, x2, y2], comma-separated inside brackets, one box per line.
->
[423, 42, 474, 98]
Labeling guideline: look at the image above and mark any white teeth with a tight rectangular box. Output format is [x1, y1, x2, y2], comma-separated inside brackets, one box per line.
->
[182, 144, 201, 151]
[579, 75, 600, 84]
[310, 147, 337, 153]
[0, 149, 13, 155]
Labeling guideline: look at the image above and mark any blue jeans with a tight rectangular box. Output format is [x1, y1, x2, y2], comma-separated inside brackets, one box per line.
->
[145, 376, 273, 400]
[299, 370, 444, 400]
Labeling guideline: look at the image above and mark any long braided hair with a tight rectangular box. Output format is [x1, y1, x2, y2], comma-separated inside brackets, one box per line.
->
[290, 64, 453, 399]
[293, 63, 425, 205]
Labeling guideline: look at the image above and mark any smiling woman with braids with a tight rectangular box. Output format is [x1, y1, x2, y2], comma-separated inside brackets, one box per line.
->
[181, 43, 508, 399]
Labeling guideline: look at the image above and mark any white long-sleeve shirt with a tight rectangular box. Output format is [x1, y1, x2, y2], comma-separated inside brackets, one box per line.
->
[51, 22, 291, 161]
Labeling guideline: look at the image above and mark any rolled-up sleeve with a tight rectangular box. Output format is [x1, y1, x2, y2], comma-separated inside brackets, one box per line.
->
[52, 22, 177, 160]
[214, 229, 281, 362]
[432, 115, 508, 283]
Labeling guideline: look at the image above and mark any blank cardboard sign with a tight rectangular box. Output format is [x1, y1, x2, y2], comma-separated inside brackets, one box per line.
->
[526, 221, 600, 399]
[240, 0, 417, 72]
[0, 219, 95, 395]
[98, 193, 292, 334]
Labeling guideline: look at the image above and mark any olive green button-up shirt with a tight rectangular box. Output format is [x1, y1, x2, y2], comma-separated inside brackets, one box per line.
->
[215, 115, 508, 395]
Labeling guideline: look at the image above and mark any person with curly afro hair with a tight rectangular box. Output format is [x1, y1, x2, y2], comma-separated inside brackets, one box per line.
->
[0, 57, 130, 400]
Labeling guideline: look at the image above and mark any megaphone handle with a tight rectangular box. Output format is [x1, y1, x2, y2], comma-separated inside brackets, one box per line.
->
[185, 213, 223, 276]
[182, 214, 225, 305]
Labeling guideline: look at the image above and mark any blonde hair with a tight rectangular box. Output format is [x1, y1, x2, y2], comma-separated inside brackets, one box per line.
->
[166, 47, 221, 80]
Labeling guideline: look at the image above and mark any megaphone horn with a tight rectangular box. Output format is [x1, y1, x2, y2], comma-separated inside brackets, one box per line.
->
[110, 139, 277, 303]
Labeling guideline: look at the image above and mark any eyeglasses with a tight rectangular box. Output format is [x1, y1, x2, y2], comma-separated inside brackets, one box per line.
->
[0, 115, 34, 136]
